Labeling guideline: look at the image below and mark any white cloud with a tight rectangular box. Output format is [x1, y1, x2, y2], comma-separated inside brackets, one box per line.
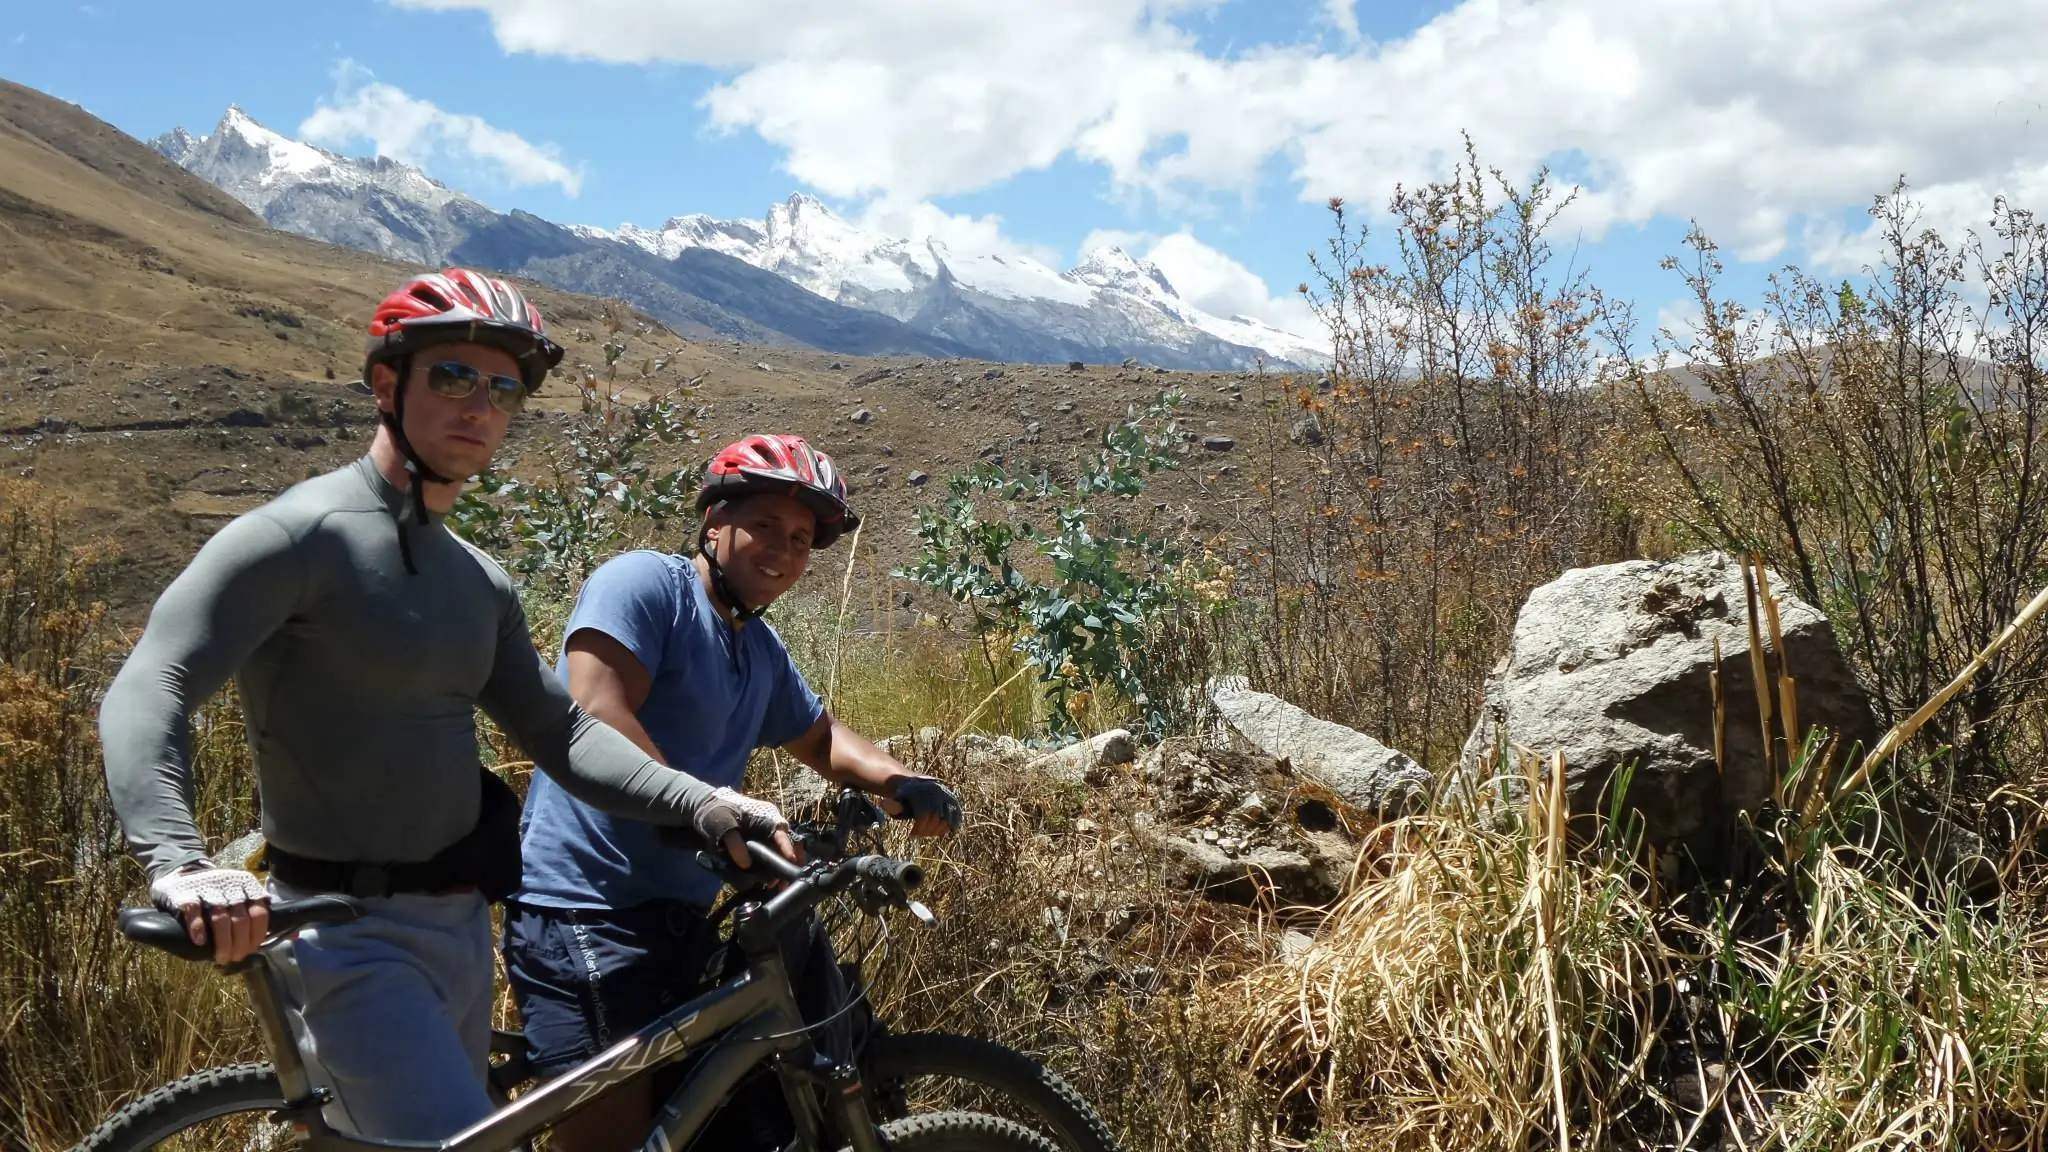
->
[299, 61, 585, 197]
[1320, 0, 1360, 43]
[1076, 228, 1153, 261]
[397, 0, 2048, 268]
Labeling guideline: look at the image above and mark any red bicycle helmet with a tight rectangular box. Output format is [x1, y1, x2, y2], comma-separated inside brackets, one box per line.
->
[697, 434, 860, 549]
[363, 268, 564, 392]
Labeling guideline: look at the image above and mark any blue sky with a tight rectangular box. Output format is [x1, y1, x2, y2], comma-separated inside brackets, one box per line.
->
[6, 0, 2045, 345]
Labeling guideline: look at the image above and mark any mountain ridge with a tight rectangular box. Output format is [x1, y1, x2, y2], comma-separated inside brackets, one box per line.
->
[151, 107, 1327, 370]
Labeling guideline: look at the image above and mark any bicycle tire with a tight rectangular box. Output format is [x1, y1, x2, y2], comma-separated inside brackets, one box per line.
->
[71, 1068, 1055, 1152]
[72, 1064, 287, 1152]
[73, 1062, 537, 1152]
[860, 1034, 1121, 1152]
[853, 1110, 1063, 1152]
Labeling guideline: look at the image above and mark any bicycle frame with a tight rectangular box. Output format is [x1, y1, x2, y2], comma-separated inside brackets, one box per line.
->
[247, 928, 885, 1152]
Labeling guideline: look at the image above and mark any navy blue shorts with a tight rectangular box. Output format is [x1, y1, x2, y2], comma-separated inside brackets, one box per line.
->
[500, 899, 854, 1081]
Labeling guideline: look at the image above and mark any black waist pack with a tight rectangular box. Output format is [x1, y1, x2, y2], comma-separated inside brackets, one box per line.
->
[262, 766, 524, 902]
[469, 764, 525, 902]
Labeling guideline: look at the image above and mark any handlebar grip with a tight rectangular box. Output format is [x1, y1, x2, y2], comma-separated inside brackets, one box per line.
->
[853, 855, 924, 891]
[118, 896, 366, 962]
[741, 840, 807, 883]
[118, 907, 214, 961]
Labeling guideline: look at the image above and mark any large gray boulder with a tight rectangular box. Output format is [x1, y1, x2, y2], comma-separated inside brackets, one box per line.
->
[1458, 550, 1877, 869]
[1207, 677, 1430, 815]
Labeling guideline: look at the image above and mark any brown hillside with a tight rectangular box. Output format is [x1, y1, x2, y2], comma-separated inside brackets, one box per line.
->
[0, 80, 1304, 619]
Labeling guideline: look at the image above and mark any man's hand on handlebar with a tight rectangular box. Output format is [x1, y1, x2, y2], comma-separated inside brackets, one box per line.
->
[722, 826, 802, 871]
[688, 786, 803, 871]
[884, 775, 962, 838]
[149, 864, 271, 965]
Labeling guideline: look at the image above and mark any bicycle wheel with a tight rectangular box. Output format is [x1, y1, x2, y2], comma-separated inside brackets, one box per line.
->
[854, 1111, 1061, 1152]
[860, 1034, 1120, 1152]
[72, 1064, 289, 1152]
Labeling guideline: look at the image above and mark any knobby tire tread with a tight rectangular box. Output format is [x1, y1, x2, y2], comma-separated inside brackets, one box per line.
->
[861, 1033, 1121, 1152]
[72, 1063, 286, 1152]
[860, 1110, 1064, 1152]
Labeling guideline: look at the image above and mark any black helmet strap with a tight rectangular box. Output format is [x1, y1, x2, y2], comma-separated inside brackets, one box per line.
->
[698, 507, 768, 625]
[376, 354, 457, 576]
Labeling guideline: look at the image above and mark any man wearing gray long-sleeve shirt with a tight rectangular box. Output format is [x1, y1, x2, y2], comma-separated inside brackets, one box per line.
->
[100, 268, 795, 1141]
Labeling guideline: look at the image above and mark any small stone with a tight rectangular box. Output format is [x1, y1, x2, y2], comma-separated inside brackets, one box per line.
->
[829, 361, 846, 370]
[907, 471, 929, 486]
[1026, 421, 1042, 435]
[850, 408, 873, 424]
[1201, 435, 1236, 452]
[1202, 829, 1221, 843]
[983, 367, 1004, 379]
[1075, 818, 1099, 834]
[1279, 930, 1315, 960]
[755, 362, 774, 372]
[1236, 794, 1270, 823]
[1055, 400, 1074, 413]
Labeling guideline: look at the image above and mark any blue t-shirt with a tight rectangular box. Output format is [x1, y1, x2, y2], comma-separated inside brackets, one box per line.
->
[513, 550, 825, 911]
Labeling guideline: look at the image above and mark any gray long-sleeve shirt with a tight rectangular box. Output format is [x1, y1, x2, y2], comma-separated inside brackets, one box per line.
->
[101, 454, 716, 881]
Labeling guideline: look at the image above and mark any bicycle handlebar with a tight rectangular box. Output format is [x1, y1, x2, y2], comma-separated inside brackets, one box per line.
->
[117, 895, 367, 962]
[851, 854, 925, 891]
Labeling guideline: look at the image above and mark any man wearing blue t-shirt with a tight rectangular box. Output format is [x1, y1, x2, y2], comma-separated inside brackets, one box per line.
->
[503, 433, 962, 1152]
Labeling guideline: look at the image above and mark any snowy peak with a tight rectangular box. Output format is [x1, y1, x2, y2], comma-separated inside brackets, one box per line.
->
[149, 105, 472, 217]
[1067, 245, 1180, 302]
[584, 195, 1326, 366]
[589, 214, 767, 262]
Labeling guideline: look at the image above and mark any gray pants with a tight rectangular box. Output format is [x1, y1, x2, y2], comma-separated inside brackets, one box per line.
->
[273, 880, 497, 1140]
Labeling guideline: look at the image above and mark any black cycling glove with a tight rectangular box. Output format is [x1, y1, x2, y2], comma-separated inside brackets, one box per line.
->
[892, 776, 963, 834]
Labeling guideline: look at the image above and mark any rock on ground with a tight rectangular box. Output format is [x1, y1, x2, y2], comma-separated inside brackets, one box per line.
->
[1457, 549, 1877, 871]
[1133, 738, 1365, 907]
[1207, 677, 1430, 816]
[1024, 729, 1137, 783]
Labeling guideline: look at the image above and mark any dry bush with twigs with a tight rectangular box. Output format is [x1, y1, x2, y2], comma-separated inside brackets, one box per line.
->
[1207, 142, 1641, 771]
[1601, 182, 2048, 813]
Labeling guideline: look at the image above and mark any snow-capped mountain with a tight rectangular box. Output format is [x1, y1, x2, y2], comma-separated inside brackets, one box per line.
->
[581, 195, 1329, 370]
[151, 107, 495, 266]
[152, 106, 1326, 369]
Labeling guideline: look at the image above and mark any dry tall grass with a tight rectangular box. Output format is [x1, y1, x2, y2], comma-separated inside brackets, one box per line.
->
[0, 480, 262, 1151]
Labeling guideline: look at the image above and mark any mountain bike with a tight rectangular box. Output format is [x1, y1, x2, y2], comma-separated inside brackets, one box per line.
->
[75, 840, 1052, 1152]
[481, 791, 1121, 1152]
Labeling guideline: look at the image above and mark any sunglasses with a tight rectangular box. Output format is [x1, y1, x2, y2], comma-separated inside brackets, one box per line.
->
[420, 360, 530, 414]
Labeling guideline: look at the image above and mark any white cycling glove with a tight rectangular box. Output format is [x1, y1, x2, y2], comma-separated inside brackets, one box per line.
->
[149, 864, 269, 914]
[688, 786, 790, 847]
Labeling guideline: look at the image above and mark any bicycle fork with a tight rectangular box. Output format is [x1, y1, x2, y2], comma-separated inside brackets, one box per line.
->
[782, 1048, 890, 1152]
